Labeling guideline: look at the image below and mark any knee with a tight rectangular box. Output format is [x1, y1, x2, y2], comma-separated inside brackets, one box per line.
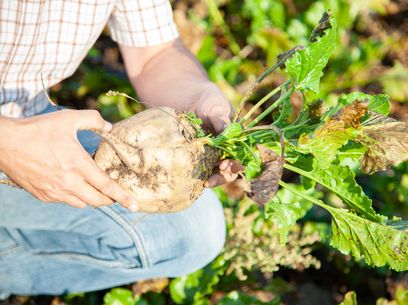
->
[99, 190, 226, 276]
[170, 189, 226, 276]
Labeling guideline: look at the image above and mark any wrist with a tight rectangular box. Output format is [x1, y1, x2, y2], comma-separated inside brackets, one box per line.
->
[0, 116, 38, 153]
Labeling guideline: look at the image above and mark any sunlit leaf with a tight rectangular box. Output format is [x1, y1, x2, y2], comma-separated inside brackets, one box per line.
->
[337, 92, 390, 115]
[297, 129, 355, 168]
[285, 13, 337, 93]
[104, 288, 137, 305]
[169, 257, 226, 304]
[297, 102, 369, 167]
[329, 207, 408, 271]
[266, 186, 314, 244]
[289, 161, 386, 222]
[218, 290, 280, 305]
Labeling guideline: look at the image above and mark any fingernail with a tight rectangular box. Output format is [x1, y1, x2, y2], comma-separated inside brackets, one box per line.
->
[104, 121, 112, 132]
[128, 203, 138, 212]
[220, 162, 229, 170]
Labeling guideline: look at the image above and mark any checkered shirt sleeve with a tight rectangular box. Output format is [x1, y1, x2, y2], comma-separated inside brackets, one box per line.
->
[108, 0, 179, 47]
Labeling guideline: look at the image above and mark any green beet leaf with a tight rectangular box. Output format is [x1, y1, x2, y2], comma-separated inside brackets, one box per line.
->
[169, 256, 226, 304]
[280, 182, 407, 271]
[186, 112, 203, 126]
[272, 93, 293, 128]
[266, 186, 314, 244]
[218, 290, 280, 305]
[329, 207, 408, 271]
[368, 94, 391, 115]
[285, 14, 337, 94]
[211, 122, 243, 146]
[337, 92, 390, 115]
[244, 157, 263, 180]
[285, 162, 386, 222]
[103, 288, 147, 305]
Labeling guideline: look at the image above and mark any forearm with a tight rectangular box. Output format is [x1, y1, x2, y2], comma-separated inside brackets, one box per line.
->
[120, 39, 226, 112]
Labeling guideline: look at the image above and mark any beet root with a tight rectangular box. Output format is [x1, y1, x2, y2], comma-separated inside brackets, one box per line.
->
[94, 107, 220, 213]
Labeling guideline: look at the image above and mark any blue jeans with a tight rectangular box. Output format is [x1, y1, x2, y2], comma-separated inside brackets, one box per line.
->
[0, 104, 226, 296]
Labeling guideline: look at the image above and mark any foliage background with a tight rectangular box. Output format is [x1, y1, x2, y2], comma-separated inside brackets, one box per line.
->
[4, 1, 408, 305]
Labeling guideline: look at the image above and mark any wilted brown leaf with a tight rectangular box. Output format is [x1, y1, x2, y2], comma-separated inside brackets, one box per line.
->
[359, 121, 408, 174]
[310, 11, 332, 42]
[317, 101, 368, 136]
[247, 144, 284, 205]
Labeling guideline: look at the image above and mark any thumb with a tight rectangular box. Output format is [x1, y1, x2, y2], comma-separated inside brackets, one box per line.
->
[211, 115, 231, 134]
[74, 110, 112, 132]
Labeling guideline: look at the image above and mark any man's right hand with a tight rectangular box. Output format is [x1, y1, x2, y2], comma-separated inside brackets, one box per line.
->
[0, 109, 138, 211]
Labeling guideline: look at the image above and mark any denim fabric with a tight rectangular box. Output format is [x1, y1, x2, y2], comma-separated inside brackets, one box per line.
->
[0, 104, 226, 296]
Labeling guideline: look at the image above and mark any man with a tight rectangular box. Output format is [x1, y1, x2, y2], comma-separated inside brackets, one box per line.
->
[0, 0, 240, 296]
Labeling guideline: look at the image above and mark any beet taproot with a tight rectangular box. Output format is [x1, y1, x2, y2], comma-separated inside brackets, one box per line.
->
[94, 107, 220, 213]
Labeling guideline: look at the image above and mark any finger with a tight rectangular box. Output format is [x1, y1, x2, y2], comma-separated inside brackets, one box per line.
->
[205, 172, 238, 187]
[210, 115, 231, 134]
[71, 178, 114, 207]
[67, 109, 112, 132]
[202, 98, 233, 133]
[205, 173, 228, 187]
[80, 156, 138, 211]
[219, 160, 245, 174]
[220, 171, 239, 183]
[62, 195, 88, 209]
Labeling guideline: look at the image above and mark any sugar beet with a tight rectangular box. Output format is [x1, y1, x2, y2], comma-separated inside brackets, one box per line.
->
[94, 107, 220, 213]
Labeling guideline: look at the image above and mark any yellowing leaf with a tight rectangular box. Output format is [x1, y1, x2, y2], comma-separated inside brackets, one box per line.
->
[297, 102, 367, 168]
[298, 129, 355, 168]
[319, 101, 367, 132]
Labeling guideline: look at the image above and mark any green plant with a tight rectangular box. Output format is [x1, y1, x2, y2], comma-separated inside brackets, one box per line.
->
[168, 193, 321, 304]
[192, 12, 407, 271]
[223, 196, 322, 281]
[103, 288, 166, 305]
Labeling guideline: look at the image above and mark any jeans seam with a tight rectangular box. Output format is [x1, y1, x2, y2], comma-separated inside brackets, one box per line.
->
[31, 252, 137, 268]
[0, 245, 24, 257]
[98, 206, 151, 268]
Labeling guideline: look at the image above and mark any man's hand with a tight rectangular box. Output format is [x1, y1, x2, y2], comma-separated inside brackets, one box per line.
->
[0, 110, 138, 210]
[187, 85, 245, 187]
[187, 83, 234, 134]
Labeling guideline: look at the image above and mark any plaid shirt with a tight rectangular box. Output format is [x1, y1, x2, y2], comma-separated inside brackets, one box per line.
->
[0, 0, 179, 118]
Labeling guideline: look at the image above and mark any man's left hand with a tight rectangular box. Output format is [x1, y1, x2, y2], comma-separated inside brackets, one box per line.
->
[189, 88, 245, 187]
